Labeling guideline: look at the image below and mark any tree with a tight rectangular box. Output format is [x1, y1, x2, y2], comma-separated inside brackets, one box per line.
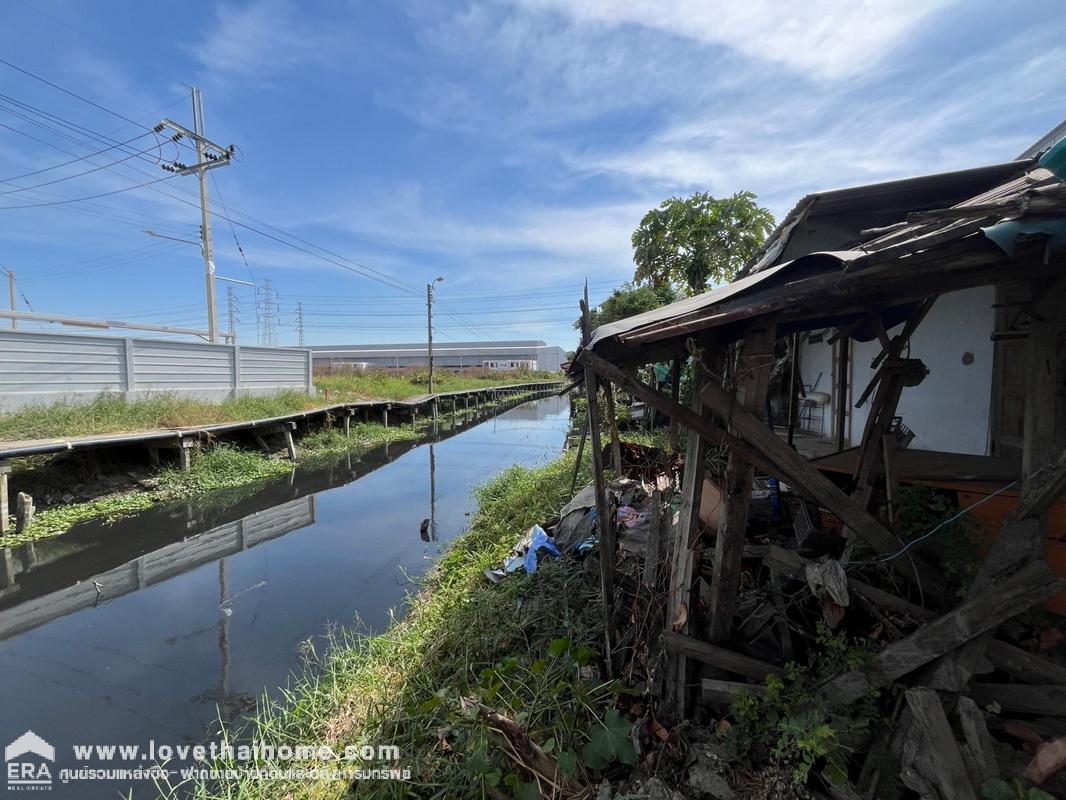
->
[631, 190, 774, 294]
[573, 282, 679, 332]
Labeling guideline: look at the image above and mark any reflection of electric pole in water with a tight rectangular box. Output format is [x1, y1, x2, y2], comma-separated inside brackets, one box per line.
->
[218, 558, 230, 707]
[420, 444, 438, 542]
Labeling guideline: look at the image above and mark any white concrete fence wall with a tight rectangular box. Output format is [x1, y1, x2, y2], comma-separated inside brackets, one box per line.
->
[0, 329, 315, 412]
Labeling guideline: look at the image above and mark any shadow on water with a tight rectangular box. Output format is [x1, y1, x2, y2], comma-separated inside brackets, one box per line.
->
[0, 394, 570, 798]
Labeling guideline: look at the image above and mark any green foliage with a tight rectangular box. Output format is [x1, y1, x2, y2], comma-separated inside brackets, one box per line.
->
[582, 708, 636, 770]
[895, 484, 983, 592]
[573, 281, 680, 332]
[315, 369, 555, 403]
[730, 624, 877, 788]
[981, 778, 1055, 800]
[631, 190, 774, 294]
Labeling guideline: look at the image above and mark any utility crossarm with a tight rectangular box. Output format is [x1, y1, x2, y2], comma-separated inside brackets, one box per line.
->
[156, 119, 234, 176]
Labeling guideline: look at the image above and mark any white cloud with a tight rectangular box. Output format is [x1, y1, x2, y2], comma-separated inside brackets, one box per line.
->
[185, 0, 329, 82]
[507, 0, 956, 81]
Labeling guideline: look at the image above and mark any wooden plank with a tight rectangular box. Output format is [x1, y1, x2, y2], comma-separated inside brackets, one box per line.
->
[665, 364, 709, 718]
[699, 378, 942, 591]
[968, 683, 1066, 716]
[701, 678, 766, 705]
[900, 688, 977, 800]
[986, 638, 1066, 685]
[668, 359, 682, 451]
[955, 696, 999, 788]
[710, 320, 776, 643]
[603, 382, 623, 477]
[819, 560, 1066, 707]
[642, 489, 663, 589]
[662, 631, 785, 680]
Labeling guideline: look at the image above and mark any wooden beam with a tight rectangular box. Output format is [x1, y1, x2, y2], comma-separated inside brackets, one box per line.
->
[967, 683, 1066, 716]
[699, 378, 942, 590]
[701, 678, 766, 705]
[581, 289, 617, 665]
[986, 638, 1066, 685]
[834, 335, 850, 450]
[603, 382, 623, 477]
[576, 348, 776, 476]
[668, 359, 682, 451]
[663, 631, 784, 680]
[900, 688, 977, 800]
[818, 560, 1066, 707]
[710, 320, 776, 643]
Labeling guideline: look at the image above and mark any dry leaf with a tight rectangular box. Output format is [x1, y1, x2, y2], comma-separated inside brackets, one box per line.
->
[650, 717, 670, 742]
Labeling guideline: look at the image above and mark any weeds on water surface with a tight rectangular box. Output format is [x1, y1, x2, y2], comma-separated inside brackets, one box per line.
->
[181, 453, 629, 800]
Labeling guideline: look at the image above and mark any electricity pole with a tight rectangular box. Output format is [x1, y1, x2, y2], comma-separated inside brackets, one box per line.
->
[427, 277, 443, 392]
[158, 88, 234, 343]
[5, 269, 15, 330]
[296, 302, 305, 347]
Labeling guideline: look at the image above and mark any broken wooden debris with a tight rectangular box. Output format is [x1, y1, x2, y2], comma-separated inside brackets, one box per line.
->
[819, 560, 1066, 707]
[986, 638, 1066, 685]
[967, 683, 1066, 716]
[698, 377, 942, 593]
[900, 688, 977, 800]
[662, 631, 784, 681]
[701, 678, 766, 706]
[955, 695, 1000, 788]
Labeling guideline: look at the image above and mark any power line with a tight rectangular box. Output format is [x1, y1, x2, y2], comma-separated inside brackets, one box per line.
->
[0, 130, 156, 182]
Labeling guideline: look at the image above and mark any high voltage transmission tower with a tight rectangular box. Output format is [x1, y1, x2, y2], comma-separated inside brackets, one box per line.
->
[296, 302, 305, 347]
[227, 286, 239, 343]
[260, 279, 278, 347]
[157, 88, 235, 343]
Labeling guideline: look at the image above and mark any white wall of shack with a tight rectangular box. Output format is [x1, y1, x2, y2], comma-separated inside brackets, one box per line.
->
[797, 285, 996, 455]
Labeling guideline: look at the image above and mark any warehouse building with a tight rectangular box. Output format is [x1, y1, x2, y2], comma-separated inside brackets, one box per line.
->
[308, 340, 567, 372]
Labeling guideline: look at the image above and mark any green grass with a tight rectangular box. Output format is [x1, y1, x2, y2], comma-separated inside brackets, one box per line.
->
[298, 424, 419, 460]
[0, 371, 558, 442]
[314, 369, 555, 402]
[0, 444, 293, 547]
[179, 451, 622, 800]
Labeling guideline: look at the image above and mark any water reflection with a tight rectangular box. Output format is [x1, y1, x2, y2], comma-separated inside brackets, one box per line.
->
[0, 394, 570, 800]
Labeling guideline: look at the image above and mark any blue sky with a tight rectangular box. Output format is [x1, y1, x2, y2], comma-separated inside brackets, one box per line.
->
[0, 0, 1064, 351]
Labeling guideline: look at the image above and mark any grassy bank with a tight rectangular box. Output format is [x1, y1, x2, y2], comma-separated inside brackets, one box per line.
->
[0, 370, 555, 442]
[0, 421, 419, 548]
[182, 452, 623, 800]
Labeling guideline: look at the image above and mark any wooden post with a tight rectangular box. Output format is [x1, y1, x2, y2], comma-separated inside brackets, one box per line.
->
[668, 359, 682, 451]
[665, 362, 710, 717]
[603, 383, 623, 477]
[834, 335, 850, 450]
[709, 321, 776, 643]
[786, 333, 799, 448]
[580, 285, 617, 663]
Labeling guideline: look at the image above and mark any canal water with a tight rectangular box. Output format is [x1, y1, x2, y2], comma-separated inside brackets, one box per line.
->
[0, 395, 570, 797]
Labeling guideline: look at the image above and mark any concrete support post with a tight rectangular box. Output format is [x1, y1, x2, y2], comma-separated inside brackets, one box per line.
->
[231, 345, 241, 398]
[0, 462, 10, 534]
[343, 410, 352, 438]
[178, 438, 196, 471]
[382, 405, 389, 427]
[123, 338, 136, 395]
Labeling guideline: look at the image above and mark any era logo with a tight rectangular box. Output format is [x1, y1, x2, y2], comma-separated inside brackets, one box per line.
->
[4, 731, 53, 791]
